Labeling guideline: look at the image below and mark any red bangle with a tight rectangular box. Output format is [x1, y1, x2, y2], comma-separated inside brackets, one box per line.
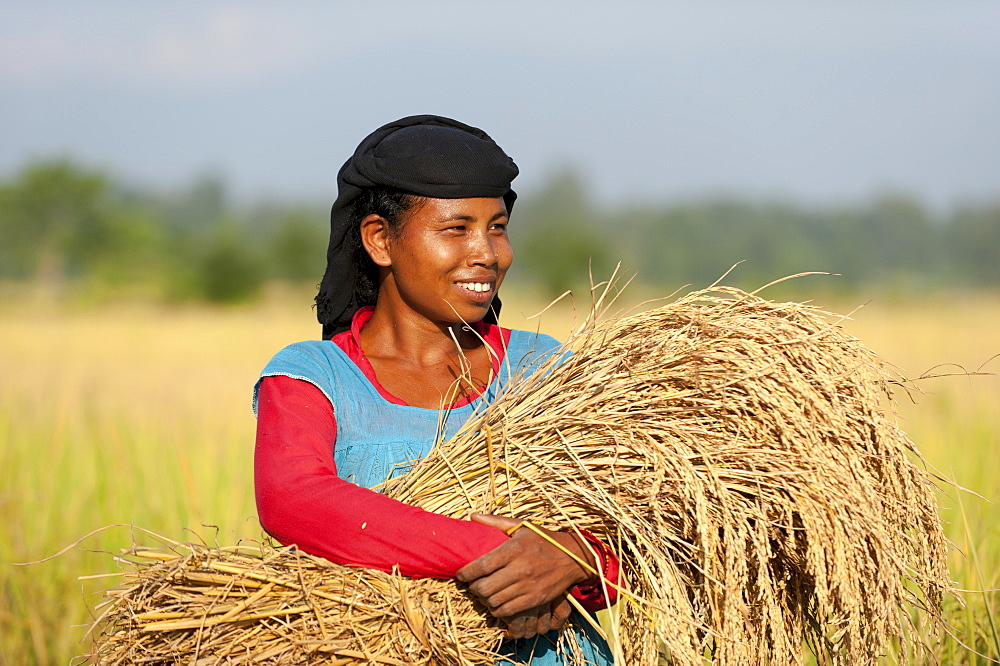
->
[568, 529, 610, 587]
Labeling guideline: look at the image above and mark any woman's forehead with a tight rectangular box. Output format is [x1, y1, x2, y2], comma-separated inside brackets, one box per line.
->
[407, 196, 508, 222]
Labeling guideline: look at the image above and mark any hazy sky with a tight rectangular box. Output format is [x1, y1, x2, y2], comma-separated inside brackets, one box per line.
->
[2, 0, 998, 208]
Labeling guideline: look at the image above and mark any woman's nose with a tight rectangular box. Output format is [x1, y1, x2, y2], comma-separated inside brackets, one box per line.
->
[467, 231, 497, 266]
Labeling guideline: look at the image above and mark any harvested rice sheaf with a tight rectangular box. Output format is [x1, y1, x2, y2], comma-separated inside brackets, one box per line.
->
[86, 545, 500, 665]
[85, 286, 951, 665]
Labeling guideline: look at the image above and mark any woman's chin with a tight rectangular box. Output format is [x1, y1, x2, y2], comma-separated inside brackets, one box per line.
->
[440, 298, 495, 325]
[451, 283, 496, 306]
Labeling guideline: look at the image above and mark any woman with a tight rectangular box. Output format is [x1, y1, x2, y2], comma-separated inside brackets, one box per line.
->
[254, 115, 618, 664]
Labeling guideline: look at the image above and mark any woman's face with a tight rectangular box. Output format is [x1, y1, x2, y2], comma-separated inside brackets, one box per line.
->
[377, 196, 512, 325]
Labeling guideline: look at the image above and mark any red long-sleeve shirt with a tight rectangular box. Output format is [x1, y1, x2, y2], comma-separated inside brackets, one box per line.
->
[254, 311, 619, 609]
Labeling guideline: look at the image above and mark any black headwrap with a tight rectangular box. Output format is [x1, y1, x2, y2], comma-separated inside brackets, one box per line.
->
[315, 115, 519, 339]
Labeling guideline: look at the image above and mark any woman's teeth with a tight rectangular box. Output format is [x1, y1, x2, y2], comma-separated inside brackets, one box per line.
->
[457, 282, 491, 293]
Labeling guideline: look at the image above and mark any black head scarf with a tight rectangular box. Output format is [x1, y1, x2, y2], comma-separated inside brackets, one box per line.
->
[315, 115, 519, 339]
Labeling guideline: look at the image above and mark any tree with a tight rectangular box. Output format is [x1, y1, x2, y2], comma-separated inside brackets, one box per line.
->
[512, 169, 616, 296]
[949, 205, 1000, 286]
[268, 212, 327, 283]
[0, 160, 110, 281]
[194, 224, 266, 304]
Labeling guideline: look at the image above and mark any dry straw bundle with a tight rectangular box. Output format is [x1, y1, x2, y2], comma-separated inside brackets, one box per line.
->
[84, 544, 505, 665]
[85, 285, 950, 665]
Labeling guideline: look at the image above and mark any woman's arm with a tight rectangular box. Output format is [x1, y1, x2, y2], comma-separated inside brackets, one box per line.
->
[255, 374, 620, 618]
[255, 375, 509, 578]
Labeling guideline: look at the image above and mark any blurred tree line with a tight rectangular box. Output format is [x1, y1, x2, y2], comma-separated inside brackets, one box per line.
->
[1, 159, 997, 304]
[0, 160, 328, 303]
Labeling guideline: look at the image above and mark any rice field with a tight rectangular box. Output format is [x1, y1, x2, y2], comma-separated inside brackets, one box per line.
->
[1, 287, 998, 665]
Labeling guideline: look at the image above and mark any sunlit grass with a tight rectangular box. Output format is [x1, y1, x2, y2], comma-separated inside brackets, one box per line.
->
[1, 287, 997, 664]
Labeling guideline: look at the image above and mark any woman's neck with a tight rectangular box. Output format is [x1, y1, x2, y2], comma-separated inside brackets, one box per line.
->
[358, 304, 492, 409]
[361, 304, 482, 365]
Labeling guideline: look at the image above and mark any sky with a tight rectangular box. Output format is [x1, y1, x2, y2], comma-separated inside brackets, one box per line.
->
[2, 0, 999, 209]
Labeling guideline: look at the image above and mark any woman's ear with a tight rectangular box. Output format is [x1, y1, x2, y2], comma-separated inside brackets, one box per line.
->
[359, 214, 392, 267]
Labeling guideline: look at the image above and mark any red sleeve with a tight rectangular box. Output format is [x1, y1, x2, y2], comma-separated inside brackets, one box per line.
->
[569, 531, 621, 611]
[254, 374, 508, 579]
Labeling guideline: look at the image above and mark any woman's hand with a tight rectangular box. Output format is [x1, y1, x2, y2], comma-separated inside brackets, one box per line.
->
[501, 597, 574, 639]
[455, 514, 596, 636]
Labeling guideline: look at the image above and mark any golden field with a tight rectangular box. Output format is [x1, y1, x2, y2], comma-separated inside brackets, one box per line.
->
[1, 286, 998, 665]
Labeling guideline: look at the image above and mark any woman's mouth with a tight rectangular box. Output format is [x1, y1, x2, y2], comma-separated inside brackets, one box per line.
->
[456, 281, 493, 294]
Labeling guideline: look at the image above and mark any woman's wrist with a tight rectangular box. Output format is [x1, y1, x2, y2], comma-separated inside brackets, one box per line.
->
[557, 530, 598, 586]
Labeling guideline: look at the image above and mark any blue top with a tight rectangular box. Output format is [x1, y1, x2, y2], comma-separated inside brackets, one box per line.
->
[255, 329, 612, 665]
[255, 328, 562, 487]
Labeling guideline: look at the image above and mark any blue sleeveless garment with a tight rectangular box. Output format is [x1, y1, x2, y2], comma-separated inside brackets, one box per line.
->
[255, 329, 613, 666]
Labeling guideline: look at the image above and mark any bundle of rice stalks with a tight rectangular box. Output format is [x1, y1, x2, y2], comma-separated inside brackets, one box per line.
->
[84, 542, 503, 665]
[85, 285, 950, 665]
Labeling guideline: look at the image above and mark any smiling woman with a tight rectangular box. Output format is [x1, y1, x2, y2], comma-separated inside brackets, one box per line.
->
[358, 196, 513, 406]
[252, 115, 617, 664]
